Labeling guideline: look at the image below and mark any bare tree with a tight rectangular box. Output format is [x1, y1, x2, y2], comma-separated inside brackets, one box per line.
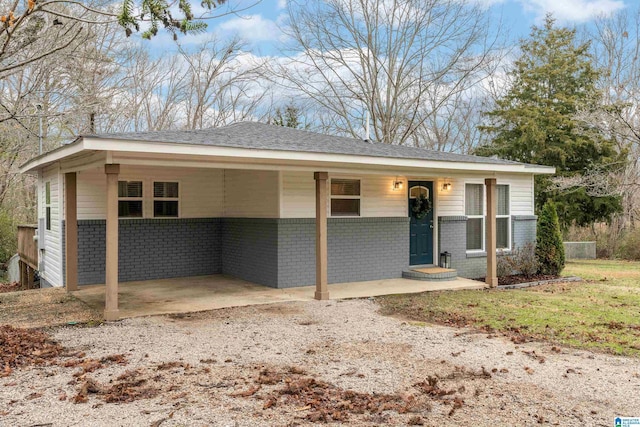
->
[583, 9, 640, 228]
[180, 37, 268, 129]
[273, 0, 502, 146]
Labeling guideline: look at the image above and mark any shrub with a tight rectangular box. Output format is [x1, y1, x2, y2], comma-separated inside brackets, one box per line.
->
[506, 243, 539, 277]
[617, 228, 640, 261]
[536, 200, 565, 275]
[496, 251, 512, 278]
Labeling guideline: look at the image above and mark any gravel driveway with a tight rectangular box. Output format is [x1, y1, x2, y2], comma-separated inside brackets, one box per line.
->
[1, 299, 638, 426]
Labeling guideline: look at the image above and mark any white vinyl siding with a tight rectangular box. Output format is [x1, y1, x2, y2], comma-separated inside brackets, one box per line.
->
[223, 170, 279, 218]
[280, 172, 406, 218]
[40, 165, 63, 286]
[437, 173, 533, 217]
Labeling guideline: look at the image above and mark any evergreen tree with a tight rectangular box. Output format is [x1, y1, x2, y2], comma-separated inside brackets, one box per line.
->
[476, 15, 623, 228]
[536, 200, 565, 276]
[269, 105, 308, 129]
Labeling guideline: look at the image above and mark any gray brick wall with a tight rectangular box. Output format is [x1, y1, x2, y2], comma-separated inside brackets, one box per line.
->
[438, 215, 537, 279]
[76, 218, 222, 285]
[512, 215, 537, 249]
[277, 217, 409, 288]
[221, 218, 279, 287]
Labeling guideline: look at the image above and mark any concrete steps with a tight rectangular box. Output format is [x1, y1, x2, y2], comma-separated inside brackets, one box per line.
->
[402, 265, 458, 281]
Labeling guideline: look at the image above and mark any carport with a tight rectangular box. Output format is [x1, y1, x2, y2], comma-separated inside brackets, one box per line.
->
[73, 274, 486, 319]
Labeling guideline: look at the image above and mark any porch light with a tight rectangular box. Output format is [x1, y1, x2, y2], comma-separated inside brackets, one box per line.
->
[439, 251, 451, 269]
[392, 178, 404, 191]
[441, 180, 452, 192]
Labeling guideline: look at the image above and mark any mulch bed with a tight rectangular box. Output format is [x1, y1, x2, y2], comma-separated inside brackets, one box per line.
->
[474, 274, 559, 287]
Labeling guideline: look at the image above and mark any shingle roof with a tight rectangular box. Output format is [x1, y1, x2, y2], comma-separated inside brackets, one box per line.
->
[90, 121, 521, 166]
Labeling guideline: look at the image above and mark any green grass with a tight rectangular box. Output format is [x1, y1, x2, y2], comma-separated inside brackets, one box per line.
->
[378, 260, 640, 357]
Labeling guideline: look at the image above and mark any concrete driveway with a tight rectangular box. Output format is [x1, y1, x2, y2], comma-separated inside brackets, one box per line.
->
[73, 274, 486, 318]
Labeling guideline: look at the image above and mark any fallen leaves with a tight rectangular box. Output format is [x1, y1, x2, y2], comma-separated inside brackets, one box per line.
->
[73, 369, 160, 404]
[0, 325, 64, 376]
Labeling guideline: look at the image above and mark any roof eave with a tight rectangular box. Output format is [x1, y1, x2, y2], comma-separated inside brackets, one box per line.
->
[20, 136, 557, 175]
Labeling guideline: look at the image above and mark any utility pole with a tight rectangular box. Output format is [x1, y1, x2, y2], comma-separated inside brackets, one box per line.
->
[36, 104, 43, 155]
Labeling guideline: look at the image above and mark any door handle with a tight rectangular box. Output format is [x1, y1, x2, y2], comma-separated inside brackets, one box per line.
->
[430, 224, 433, 229]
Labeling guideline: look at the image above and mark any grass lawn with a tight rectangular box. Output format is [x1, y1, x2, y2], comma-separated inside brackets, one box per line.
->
[378, 260, 640, 357]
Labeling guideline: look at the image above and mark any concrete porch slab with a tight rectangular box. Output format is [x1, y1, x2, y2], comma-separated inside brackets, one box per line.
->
[73, 275, 487, 319]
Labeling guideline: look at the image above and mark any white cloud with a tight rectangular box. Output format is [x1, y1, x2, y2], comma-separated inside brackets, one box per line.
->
[277, 0, 288, 9]
[217, 14, 283, 43]
[519, 0, 625, 22]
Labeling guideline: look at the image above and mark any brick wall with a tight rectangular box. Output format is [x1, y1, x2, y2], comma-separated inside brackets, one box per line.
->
[76, 218, 222, 285]
[438, 215, 537, 279]
[277, 217, 409, 288]
[221, 218, 278, 287]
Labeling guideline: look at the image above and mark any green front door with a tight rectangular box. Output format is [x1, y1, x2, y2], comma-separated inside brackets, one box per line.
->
[409, 181, 434, 265]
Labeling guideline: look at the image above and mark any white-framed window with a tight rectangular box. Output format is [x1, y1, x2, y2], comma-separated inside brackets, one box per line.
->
[118, 180, 143, 218]
[330, 178, 360, 216]
[153, 181, 179, 218]
[497, 184, 510, 250]
[45, 181, 51, 230]
[465, 183, 484, 251]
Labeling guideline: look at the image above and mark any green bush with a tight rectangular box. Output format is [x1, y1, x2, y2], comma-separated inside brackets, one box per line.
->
[0, 209, 17, 266]
[617, 228, 640, 261]
[536, 200, 565, 275]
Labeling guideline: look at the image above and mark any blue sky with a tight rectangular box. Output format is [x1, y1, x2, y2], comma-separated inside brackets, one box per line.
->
[154, 0, 632, 54]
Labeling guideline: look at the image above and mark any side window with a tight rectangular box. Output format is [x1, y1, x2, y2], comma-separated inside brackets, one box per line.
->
[330, 179, 360, 216]
[465, 183, 484, 251]
[118, 181, 143, 218]
[45, 181, 51, 230]
[496, 185, 510, 249]
[153, 182, 179, 217]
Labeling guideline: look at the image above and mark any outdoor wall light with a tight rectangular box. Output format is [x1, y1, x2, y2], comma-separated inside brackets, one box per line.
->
[393, 178, 404, 191]
[441, 180, 452, 192]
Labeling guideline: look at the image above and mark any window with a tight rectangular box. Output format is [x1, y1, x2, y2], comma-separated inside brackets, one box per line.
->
[497, 185, 510, 250]
[330, 179, 360, 216]
[153, 181, 179, 217]
[118, 181, 143, 217]
[45, 181, 51, 230]
[409, 185, 429, 199]
[465, 183, 484, 251]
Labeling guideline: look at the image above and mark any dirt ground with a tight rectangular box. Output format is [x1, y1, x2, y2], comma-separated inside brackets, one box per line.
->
[0, 288, 100, 328]
[1, 298, 638, 426]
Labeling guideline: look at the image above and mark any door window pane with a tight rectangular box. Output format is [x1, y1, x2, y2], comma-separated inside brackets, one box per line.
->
[409, 186, 429, 199]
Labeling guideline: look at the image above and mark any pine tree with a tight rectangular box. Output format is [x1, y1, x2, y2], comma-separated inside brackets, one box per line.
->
[476, 14, 623, 228]
[269, 105, 308, 129]
[536, 200, 565, 276]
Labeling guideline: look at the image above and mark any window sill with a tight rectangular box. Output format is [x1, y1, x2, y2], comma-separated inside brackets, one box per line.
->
[466, 250, 512, 258]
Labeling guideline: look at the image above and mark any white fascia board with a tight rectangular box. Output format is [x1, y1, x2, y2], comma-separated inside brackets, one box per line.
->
[84, 137, 556, 175]
[19, 139, 85, 174]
